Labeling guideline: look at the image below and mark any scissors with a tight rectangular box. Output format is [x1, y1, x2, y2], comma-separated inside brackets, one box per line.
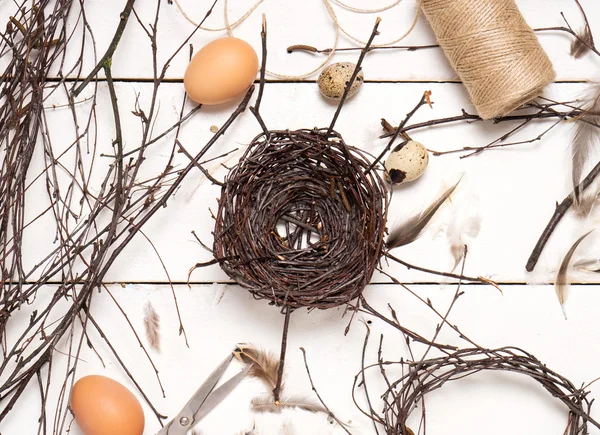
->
[157, 348, 252, 435]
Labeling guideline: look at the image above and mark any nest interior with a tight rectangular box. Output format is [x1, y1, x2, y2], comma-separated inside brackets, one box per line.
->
[213, 128, 389, 309]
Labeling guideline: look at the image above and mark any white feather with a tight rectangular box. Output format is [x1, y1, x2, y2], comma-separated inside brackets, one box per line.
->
[527, 249, 600, 284]
[441, 190, 482, 270]
[212, 283, 228, 306]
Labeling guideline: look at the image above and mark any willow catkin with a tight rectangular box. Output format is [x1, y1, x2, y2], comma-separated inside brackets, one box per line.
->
[421, 0, 555, 120]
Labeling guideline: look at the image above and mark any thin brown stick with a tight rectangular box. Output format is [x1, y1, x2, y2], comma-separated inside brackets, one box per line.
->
[385, 253, 493, 285]
[284, 15, 600, 59]
[359, 323, 380, 435]
[254, 14, 267, 113]
[103, 285, 165, 397]
[85, 310, 167, 423]
[327, 17, 381, 137]
[286, 43, 439, 54]
[526, 158, 600, 271]
[272, 307, 291, 403]
[535, 12, 600, 58]
[72, 0, 136, 97]
[367, 91, 429, 173]
[300, 347, 352, 435]
[249, 15, 269, 133]
[176, 139, 224, 186]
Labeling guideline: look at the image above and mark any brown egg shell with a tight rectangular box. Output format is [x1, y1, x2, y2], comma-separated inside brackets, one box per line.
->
[70, 375, 145, 435]
[184, 37, 259, 105]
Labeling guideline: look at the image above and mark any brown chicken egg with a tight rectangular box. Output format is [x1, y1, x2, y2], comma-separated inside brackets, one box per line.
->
[70, 375, 145, 435]
[184, 37, 259, 105]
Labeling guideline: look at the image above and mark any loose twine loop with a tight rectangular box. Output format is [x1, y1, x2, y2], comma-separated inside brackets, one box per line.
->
[421, 0, 556, 119]
[173, 0, 418, 79]
[213, 129, 389, 309]
[176, 0, 556, 118]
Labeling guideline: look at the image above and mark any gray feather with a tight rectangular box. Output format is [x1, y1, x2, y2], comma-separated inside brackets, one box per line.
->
[386, 179, 460, 249]
[571, 84, 600, 215]
[571, 26, 594, 59]
[574, 257, 600, 273]
[555, 231, 593, 319]
[143, 301, 160, 352]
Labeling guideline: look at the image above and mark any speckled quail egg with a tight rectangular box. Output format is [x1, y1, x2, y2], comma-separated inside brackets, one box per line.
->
[384, 140, 429, 185]
[318, 62, 363, 99]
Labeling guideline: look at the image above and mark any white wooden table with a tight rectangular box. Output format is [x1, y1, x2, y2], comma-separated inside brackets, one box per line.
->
[4, 0, 600, 433]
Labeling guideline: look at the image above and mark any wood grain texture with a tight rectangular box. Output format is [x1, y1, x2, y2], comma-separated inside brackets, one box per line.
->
[3, 1, 600, 434]
[47, 0, 600, 81]
[3, 283, 600, 434]
[21, 81, 594, 284]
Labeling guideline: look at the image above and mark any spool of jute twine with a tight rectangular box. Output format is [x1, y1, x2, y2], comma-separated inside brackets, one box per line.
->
[421, 0, 556, 120]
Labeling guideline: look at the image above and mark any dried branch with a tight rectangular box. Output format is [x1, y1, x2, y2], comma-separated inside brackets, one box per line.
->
[0, 0, 246, 428]
[327, 17, 381, 137]
[72, 0, 136, 97]
[357, 251, 600, 434]
[300, 347, 352, 435]
[273, 307, 292, 403]
[527, 159, 600, 271]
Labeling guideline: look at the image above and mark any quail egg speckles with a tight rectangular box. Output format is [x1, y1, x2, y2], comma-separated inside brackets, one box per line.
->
[318, 62, 364, 99]
[384, 140, 429, 185]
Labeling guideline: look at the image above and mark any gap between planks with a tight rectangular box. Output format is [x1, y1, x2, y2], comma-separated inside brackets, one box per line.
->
[43, 77, 590, 85]
[5, 281, 600, 286]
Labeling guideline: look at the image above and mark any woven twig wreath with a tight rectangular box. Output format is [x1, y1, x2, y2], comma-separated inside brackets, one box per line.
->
[356, 346, 596, 434]
[213, 128, 389, 309]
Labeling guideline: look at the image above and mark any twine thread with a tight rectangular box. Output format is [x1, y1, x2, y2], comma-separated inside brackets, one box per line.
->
[173, 0, 414, 80]
[421, 0, 556, 119]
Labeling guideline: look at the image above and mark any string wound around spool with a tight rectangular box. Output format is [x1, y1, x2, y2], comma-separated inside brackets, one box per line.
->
[421, 0, 556, 119]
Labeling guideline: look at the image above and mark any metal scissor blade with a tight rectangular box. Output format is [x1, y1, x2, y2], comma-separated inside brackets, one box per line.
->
[180, 353, 234, 419]
[155, 421, 173, 435]
[192, 363, 252, 423]
[159, 353, 234, 435]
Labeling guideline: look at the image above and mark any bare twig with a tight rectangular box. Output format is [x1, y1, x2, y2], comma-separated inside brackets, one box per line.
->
[272, 307, 292, 403]
[72, 0, 136, 97]
[327, 17, 381, 137]
[367, 91, 430, 173]
[300, 347, 352, 435]
[527, 158, 600, 271]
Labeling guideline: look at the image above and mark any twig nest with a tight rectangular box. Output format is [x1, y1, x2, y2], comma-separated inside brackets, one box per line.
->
[318, 62, 363, 100]
[384, 140, 429, 185]
[213, 129, 388, 309]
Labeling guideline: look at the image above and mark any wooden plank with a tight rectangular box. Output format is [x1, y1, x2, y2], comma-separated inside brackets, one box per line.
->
[4, 283, 600, 433]
[20, 81, 592, 284]
[47, 0, 600, 81]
